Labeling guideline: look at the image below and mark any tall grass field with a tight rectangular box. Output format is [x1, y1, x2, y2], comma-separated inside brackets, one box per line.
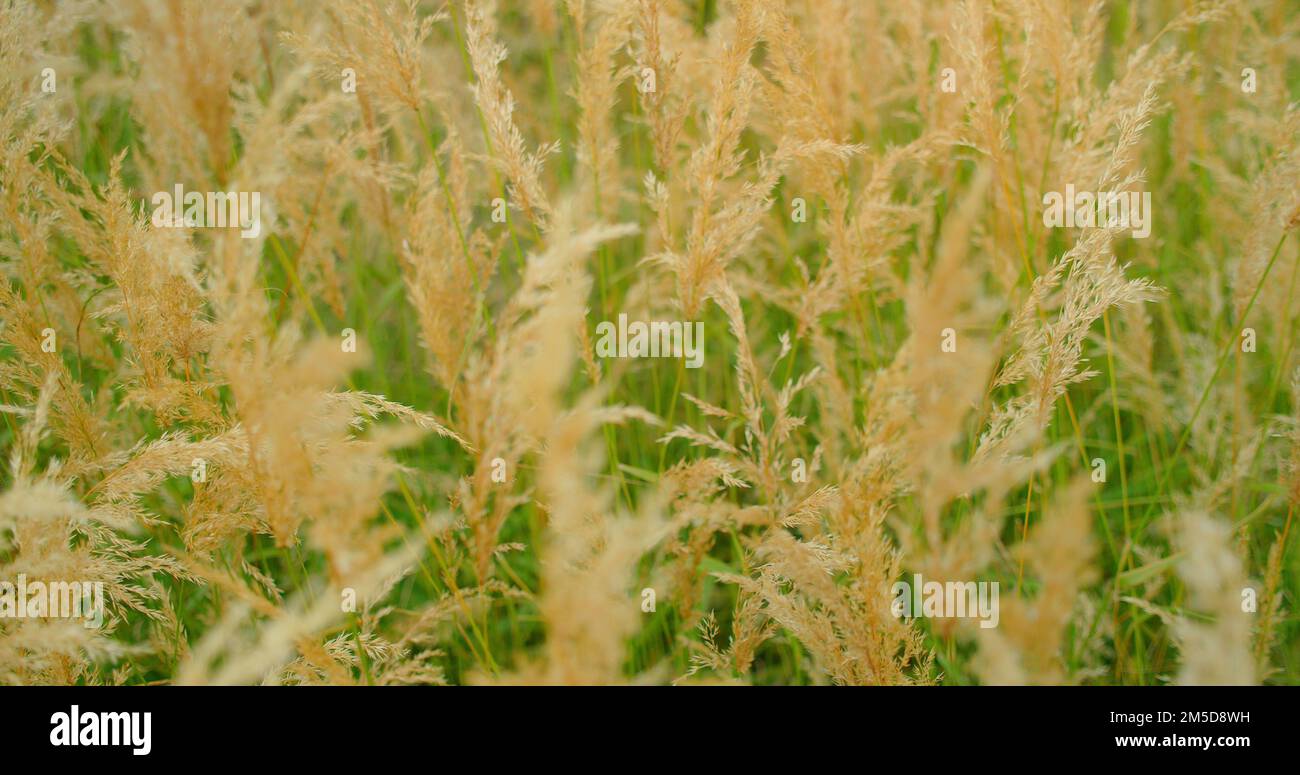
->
[1, 0, 1298, 686]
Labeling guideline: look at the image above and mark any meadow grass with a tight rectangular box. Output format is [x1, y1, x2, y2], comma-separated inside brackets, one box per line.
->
[0, 0, 1298, 685]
